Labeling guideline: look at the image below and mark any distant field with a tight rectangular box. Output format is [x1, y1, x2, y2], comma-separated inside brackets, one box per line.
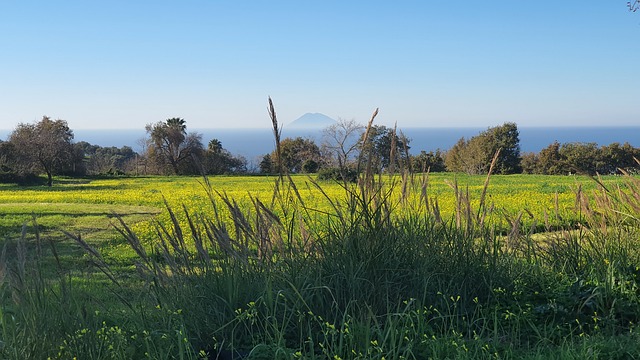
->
[0, 173, 624, 244]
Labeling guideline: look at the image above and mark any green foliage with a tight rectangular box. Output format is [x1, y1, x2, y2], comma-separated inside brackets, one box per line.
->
[559, 142, 600, 175]
[75, 141, 139, 176]
[301, 159, 319, 173]
[537, 141, 567, 174]
[145, 118, 204, 175]
[360, 125, 409, 172]
[411, 149, 446, 172]
[598, 142, 640, 174]
[0, 172, 46, 185]
[8, 116, 76, 186]
[445, 122, 521, 175]
[524, 141, 640, 176]
[317, 166, 359, 183]
[204, 139, 246, 175]
[486, 122, 521, 174]
[445, 136, 486, 174]
[271, 137, 321, 173]
[259, 154, 274, 174]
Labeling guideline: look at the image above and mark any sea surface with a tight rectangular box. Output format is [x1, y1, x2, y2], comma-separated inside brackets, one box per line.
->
[2, 127, 639, 166]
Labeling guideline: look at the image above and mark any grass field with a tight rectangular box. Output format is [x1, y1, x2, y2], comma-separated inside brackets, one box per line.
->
[0, 173, 616, 239]
[1, 173, 640, 359]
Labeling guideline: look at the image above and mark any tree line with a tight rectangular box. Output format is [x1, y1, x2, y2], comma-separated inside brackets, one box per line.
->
[0, 116, 247, 185]
[1, 116, 639, 186]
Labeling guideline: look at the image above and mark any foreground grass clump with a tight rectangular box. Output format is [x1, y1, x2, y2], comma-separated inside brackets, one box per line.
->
[3, 168, 640, 359]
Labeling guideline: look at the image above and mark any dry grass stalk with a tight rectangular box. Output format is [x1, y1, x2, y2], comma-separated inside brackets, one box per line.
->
[400, 130, 412, 181]
[268, 96, 283, 178]
[357, 108, 379, 193]
[388, 122, 397, 176]
[477, 149, 500, 227]
[431, 197, 442, 224]
[401, 170, 409, 204]
[186, 212, 211, 265]
[420, 168, 430, 215]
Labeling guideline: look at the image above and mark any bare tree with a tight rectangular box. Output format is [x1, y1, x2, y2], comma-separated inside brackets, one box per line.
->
[321, 118, 364, 169]
[630, 1, 639, 12]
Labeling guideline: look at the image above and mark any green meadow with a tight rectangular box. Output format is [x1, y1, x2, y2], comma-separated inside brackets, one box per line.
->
[1, 173, 640, 359]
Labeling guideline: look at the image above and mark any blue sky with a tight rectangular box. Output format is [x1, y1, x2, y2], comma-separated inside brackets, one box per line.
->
[1, 1, 639, 130]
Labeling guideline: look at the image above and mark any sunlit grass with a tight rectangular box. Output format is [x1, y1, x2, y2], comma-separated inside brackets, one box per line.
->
[1, 173, 639, 359]
[0, 174, 623, 233]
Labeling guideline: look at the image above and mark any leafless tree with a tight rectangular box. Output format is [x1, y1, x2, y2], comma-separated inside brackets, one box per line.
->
[321, 118, 364, 169]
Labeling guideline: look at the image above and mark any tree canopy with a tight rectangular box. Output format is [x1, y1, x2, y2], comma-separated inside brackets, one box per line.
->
[204, 139, 246, 175]
[445, 122, 521, 175]
[270, 137, 322, 174]
[360, 125, 410, 173]
[523, 141, 640, 176]
[8, 116, 75, 186]
[145, 118, 204, 175]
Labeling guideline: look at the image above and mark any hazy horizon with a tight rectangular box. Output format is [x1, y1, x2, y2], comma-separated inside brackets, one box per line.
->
[3, 126, 640, 165]
[3, 123, 640, 132]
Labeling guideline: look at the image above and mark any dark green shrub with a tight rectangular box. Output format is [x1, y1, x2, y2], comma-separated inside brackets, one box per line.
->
[0, 171, 46, 185]
[301, 159, 319, 173]
[317, 166, 358, 183]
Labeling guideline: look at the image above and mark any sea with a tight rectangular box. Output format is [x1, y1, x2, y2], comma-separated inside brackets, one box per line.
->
[2, 127, 639, 167]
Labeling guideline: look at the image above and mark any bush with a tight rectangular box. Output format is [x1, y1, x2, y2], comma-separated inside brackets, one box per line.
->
[301, 159, 319, 173]
[317, 166, 358, 183]
[0, 171, 47, 185]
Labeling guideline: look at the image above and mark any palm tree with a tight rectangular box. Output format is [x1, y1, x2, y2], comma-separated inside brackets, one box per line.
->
[166, 117, 187, 134]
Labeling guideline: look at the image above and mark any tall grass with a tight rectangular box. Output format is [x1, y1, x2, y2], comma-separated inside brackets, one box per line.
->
[2, 102, 640, 359]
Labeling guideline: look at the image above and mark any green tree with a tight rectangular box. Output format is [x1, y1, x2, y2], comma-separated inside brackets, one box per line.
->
[9, 116, 75, 186]
[360, 125, 409, 172]
[597, 142, 639, 174]
[520, 152, 538, 174]
[204, 139, 246, 175]
[301, 159, 320, 173]
[272, 137, 321, 173]
[0, 140, 16, 173]
[483, 122, 521, 174]
[75, 142, 138, 175]
[145, 118, 204, 175]
[535, 141, 566, 175]
[559, 142, 600, 175]
[411, 150, 446, 172]
[444, 123, 521, 175]
[259, 154, 274, 174]
[444, 136, 488, 174]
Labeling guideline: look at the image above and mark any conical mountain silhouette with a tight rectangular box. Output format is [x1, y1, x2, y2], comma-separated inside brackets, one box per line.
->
[288, 113, 336, 128]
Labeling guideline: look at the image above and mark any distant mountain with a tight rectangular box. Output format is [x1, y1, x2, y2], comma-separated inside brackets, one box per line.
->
[287, 113, 336, 129]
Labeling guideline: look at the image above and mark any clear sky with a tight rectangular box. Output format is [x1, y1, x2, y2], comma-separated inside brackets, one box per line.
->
[1, 1, 639, 130]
